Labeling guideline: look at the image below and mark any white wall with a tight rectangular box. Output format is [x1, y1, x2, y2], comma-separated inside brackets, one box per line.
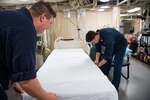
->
[51, 10, 114, 39]
[48, 9, 117, 50]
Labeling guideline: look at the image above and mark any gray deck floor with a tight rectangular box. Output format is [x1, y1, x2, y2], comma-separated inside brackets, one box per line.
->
[119, 56, 150, 100]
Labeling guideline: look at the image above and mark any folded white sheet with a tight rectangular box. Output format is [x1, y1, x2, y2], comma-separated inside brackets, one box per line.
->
[22, 48, 118, 100]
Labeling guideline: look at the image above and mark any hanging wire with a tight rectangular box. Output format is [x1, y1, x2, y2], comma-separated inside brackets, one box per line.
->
[67, 18, 78, 29]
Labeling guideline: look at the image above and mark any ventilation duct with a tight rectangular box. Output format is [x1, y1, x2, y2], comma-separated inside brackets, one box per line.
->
[69, 0, 97, 9]
[78, 0, 97, 8]
[69, 0, 80, 9]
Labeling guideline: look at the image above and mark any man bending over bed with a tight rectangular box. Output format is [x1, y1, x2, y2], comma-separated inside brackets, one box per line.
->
[86, 28, 127, 91]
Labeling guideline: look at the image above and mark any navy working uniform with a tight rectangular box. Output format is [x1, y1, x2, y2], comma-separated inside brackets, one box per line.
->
[0, 7, 37, 99]
[96, 28, 127, 91]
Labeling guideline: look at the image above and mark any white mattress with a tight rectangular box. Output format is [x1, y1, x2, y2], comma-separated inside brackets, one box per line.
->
[22, 48, 118, 100]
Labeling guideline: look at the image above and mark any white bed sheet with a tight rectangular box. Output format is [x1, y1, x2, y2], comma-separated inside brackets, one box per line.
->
[22, 48, 118, 100]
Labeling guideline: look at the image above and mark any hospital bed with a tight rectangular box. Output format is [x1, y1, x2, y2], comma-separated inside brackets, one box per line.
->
[54, 37, 90, 54]
[22, 38, 118, 100]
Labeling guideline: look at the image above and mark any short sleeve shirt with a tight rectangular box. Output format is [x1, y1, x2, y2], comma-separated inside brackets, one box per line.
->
[0, 7, 37, 84]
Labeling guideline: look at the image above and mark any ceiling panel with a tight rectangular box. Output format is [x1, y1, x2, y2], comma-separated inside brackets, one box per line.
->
[0, 0, 68, 5]
[0, 0, 36, 4]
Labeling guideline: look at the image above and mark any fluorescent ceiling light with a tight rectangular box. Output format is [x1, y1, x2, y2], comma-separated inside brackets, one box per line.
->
[100, 6, 110, 9]
[20, 0, 28, 1]
[100, 0, 110, 2]
[98, 9, 105, 11]
[137, 13, 140, 15]
[90, 8, 96, 10]
[127, 7, 141, 13]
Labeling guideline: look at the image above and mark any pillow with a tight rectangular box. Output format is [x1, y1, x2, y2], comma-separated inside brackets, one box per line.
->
[125, 48, 132, 57]
[112, 48, 132, 62]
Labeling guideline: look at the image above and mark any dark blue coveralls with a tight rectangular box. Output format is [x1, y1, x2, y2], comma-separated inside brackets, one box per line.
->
[95, 28, 127, 91]
[0, 7, 37, 99]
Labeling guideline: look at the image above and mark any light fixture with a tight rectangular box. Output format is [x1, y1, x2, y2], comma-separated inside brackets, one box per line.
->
[127, 7, 141, 13]
[98, 9, 105, 11]
[100, 0, 110, 2]
[20, 0, 28, 1]
[100, 6, 110, 9]
[137, 13, 141, 15]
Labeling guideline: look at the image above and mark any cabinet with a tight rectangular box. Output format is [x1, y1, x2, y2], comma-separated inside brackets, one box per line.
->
[139, 33, 150, 64]
[140, 33, 150, 47]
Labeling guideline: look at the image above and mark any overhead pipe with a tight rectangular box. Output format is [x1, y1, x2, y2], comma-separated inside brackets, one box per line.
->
[117, 0, 128, 6]
[120, 13, 139, 17]
[78, 0, 97, 8]
[127, 0, 130, 6]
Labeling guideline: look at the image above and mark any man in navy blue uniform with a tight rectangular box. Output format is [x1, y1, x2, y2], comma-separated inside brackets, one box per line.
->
[0, 1, 57, 100]
[86, 28, 127, 91]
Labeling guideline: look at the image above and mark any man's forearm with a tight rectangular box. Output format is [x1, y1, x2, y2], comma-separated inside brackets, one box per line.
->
[95, 52, 100, 62]
[18, 78, 50, 100]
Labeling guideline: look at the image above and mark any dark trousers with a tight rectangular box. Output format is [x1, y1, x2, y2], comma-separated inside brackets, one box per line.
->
[0, 86, 8, 100]
[100, 44, 127, 91]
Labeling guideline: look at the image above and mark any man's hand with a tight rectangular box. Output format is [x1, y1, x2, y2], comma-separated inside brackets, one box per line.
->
[98, 63, 102, 67]
[94, 60, 99, 66]
[13, 82, 24, 96]
[98, 59, 107, 68]
[43, 92, 57, 100]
